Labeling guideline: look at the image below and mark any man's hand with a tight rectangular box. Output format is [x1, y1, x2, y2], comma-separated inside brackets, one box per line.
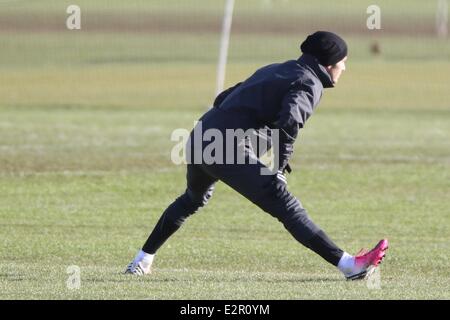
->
[284, 163, 292, 174]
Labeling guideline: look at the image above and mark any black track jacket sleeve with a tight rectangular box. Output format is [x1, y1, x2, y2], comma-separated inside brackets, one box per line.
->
[275, 81, 315, 172]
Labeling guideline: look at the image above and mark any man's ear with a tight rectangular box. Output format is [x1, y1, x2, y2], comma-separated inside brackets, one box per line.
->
[325, 65, 333, 71]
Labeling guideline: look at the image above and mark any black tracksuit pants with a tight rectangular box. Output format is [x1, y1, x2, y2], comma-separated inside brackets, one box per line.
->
[143, 107, 344, 266]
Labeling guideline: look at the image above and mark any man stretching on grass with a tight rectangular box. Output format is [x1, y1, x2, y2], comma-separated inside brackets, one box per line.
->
[125, 31, 388, 280]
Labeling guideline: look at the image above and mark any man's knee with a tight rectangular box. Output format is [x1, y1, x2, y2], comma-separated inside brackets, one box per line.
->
[254, 183, 320, 240]
[163, 186, 214, 227]
[185, 186, 214, 209]
[254, 181, 304, 219]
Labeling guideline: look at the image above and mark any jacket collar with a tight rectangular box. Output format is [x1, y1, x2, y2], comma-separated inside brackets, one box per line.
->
[297, 54, 334, 88]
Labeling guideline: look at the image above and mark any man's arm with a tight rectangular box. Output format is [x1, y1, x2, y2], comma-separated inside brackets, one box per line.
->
[274, 81, 315, 173]
[253, 127, 292, 174]
[213, 82, 242, 108]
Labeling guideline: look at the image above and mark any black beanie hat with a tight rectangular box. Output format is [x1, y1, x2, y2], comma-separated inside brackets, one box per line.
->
[300, 31, 348, 66]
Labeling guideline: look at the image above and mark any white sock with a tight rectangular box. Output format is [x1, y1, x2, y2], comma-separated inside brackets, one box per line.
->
[337, 252, 355, 275]
[134, 250, 155, 269]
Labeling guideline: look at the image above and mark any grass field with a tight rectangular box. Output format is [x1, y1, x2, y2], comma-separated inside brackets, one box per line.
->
[0, 0, 449, 299]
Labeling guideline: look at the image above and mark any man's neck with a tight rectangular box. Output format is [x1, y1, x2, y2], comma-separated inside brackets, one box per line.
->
[297, 54, 334, 88]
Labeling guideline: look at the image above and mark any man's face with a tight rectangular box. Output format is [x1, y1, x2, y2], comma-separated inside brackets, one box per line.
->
[326, 56, 347, 84]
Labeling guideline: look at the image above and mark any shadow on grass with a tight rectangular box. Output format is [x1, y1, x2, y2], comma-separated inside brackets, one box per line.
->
[145, 277, 342, 284]
[83, 272, 342, 284]
[0, 273, 25, 282]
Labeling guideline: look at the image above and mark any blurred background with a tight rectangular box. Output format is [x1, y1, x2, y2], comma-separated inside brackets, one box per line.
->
[0, 0, 449, 299]
[0, 0, 449, 171]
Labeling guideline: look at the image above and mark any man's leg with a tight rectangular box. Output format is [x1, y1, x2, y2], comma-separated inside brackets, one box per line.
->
[202, 161, 344, 266]
[142, 164, 217, 254]
[125, 164, 217, 275]
[205, 161, 389, 280]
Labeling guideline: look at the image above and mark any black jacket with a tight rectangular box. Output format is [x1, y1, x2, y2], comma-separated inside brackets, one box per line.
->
[213, 54, 334, 172]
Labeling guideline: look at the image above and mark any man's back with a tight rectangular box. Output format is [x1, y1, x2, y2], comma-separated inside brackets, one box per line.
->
[217, 55, 330, 128]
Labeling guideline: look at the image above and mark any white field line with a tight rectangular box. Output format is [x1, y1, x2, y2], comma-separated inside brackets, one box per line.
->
[83, 265, 335, 279]
[0, 142, 166, 149]
[0, 167, 177, 177]
[151, 268, 331, 279]
[336, 154, 450, 163]
[300, 154, 450, 164]
[0, 262, 330, 277]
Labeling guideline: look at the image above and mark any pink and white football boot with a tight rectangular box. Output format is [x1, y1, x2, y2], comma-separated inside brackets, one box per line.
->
[345, 239, 389, 280]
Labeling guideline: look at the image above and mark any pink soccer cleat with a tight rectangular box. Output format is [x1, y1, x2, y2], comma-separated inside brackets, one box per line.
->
[345, 239, 389, 280]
